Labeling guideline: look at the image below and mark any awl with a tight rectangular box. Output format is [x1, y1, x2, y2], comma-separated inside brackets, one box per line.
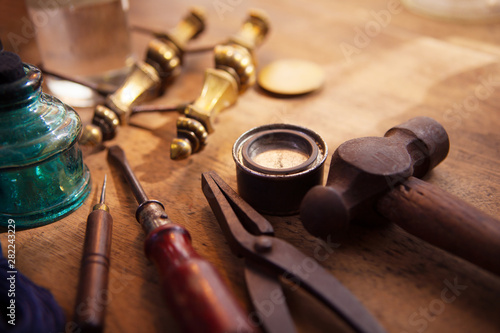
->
[74, 176, 113, 333]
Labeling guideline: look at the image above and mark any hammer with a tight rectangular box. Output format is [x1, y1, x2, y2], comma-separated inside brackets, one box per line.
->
[300, 117, 500, 276]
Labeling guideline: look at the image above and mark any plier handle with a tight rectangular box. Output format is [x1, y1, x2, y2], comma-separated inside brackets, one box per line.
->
[201, 171, 386, 333]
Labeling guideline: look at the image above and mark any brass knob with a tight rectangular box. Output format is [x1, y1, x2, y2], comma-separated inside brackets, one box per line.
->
[106, 61, 162, 125]
[170, 10, 270, 160]
[146, 7, 206, 89]
[109, 7, 206, 124]
[79, 8, 206, 146]
[229, 9, 270, 52]
[214, 44, 255, 93]
[79, 124, 103, 147]
[79, 105, 120, 146]
[171, 117, 209, 160]
[93, 105, 120, 141]
[166, 6, 206, 51]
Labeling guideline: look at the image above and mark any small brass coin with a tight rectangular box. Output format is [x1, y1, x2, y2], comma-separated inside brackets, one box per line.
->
[258, 59, 325, 95]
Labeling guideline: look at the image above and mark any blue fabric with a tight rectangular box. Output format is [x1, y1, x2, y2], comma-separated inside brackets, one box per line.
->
[0, 241, 66, 333]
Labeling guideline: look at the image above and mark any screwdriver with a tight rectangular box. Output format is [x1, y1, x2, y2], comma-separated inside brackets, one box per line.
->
[74, 176, 113, 333]
[107, 145, 254, 333]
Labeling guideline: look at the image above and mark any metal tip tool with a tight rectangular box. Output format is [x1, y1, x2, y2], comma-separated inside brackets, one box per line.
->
[93, 175, 110, 212]
[74, 175, 113, 332]
[108, 146, 149, 205]
[100, 174, 107, 204]
[107, 144, 255, 332]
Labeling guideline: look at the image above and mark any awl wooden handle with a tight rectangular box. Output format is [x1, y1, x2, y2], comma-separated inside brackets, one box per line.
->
[74, 209, 113, 333]
[144, 224, 255, 333]
[377, 176, 500, 276]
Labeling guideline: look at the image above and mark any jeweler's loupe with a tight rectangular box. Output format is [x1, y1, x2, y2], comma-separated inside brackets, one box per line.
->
[233, 124, 328, 215]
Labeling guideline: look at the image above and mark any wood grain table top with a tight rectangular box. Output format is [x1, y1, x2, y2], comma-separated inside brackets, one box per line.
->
[1, 0, 499, 332]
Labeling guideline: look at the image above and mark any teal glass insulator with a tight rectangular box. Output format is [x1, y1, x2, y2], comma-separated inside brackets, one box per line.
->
[0, 57, 91, 228]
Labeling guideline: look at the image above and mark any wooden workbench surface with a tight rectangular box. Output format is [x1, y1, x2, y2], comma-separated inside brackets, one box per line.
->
[2, 0, 500, 332]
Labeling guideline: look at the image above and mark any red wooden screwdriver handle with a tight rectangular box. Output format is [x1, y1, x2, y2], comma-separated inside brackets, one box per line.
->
[144, 224, 255, 333]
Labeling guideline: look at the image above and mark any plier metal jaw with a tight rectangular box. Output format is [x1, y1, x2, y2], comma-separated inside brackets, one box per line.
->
[201, 171, 386, 333]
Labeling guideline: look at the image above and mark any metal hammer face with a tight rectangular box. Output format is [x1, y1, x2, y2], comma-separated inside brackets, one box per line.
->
[300, 117, 450, 237]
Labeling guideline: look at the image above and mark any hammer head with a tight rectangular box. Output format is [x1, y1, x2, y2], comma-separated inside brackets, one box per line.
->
[300, 117, 449, 238]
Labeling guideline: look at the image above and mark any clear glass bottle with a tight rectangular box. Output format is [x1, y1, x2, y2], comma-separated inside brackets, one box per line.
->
[0, 56, 91, 228]
[25, 0, 134, 107]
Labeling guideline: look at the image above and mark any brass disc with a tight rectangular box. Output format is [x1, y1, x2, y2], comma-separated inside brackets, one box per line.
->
[258, 59, 325, 95]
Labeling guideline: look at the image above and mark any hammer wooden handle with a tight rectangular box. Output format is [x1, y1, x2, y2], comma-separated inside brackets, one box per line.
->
[378, 176, 500, 276]
[144, 224, 255, 333]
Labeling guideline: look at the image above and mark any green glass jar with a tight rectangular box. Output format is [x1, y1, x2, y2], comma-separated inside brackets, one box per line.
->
[0, 60, 91, 228]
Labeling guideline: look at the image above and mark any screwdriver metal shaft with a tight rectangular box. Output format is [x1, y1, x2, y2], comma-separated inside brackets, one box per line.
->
[74, 176, 113, 333]
[107, 145, 255, 333]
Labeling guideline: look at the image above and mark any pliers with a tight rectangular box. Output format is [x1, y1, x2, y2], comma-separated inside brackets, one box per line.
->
[201, 171, 386, 333]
